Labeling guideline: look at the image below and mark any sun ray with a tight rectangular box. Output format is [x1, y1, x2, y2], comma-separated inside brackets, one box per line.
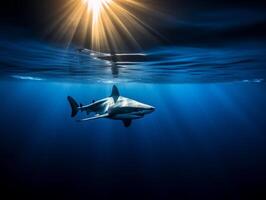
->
[47, 0, 171, 52]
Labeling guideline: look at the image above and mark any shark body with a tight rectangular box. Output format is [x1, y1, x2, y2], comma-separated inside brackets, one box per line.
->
[67, 85, 155, 127]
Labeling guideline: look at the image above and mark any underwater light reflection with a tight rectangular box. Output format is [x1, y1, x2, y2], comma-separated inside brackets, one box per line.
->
[47, 0, 162, 52]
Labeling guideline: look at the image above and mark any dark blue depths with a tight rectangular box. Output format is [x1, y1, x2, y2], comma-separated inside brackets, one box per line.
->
[0, 80, 266, 199]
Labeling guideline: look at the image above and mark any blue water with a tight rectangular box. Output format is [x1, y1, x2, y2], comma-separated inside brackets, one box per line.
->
[1, 32, 266, 199]
[1, 80, 266, 199]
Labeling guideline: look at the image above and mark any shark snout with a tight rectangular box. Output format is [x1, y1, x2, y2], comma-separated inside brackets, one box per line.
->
[145, 106, 155, 114]
[149, 106, 155, 111]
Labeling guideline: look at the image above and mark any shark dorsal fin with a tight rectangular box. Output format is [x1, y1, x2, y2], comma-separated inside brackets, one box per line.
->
[111, 85, 120, 102]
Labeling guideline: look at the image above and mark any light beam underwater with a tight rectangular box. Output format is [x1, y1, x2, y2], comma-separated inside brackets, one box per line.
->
[47, 0, 169, 52]
[82, 0, 113, 24]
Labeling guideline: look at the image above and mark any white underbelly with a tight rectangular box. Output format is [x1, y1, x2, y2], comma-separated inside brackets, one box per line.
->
[111, 114, 143, 119]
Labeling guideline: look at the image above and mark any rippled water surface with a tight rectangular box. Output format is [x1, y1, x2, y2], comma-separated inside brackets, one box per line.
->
[0, 34, 265, 83]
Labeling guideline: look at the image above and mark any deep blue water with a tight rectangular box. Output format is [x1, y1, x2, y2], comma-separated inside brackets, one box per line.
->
[1, 80, 266, 199]
[1, 30, 266, 199]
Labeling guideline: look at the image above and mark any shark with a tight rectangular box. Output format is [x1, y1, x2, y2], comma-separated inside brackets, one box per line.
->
[67, 85, 155, 127]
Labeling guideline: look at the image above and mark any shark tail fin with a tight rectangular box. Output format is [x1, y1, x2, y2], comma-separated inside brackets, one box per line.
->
[111, 85, 120, 102]
[67, 96, 79, 117]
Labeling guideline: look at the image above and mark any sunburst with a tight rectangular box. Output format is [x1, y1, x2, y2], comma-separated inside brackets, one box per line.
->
[47, 0, 166, 52]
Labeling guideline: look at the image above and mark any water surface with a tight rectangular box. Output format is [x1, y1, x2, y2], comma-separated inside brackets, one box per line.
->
[0, 33, 265, 84]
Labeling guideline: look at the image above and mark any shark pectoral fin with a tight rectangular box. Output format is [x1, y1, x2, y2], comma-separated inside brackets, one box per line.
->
[122, 119, 132, 127]
[77, 113, 109, 122]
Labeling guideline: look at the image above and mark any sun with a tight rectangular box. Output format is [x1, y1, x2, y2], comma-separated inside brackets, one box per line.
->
[49, 0, 165, 52]
[82, 0, 113, 23]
